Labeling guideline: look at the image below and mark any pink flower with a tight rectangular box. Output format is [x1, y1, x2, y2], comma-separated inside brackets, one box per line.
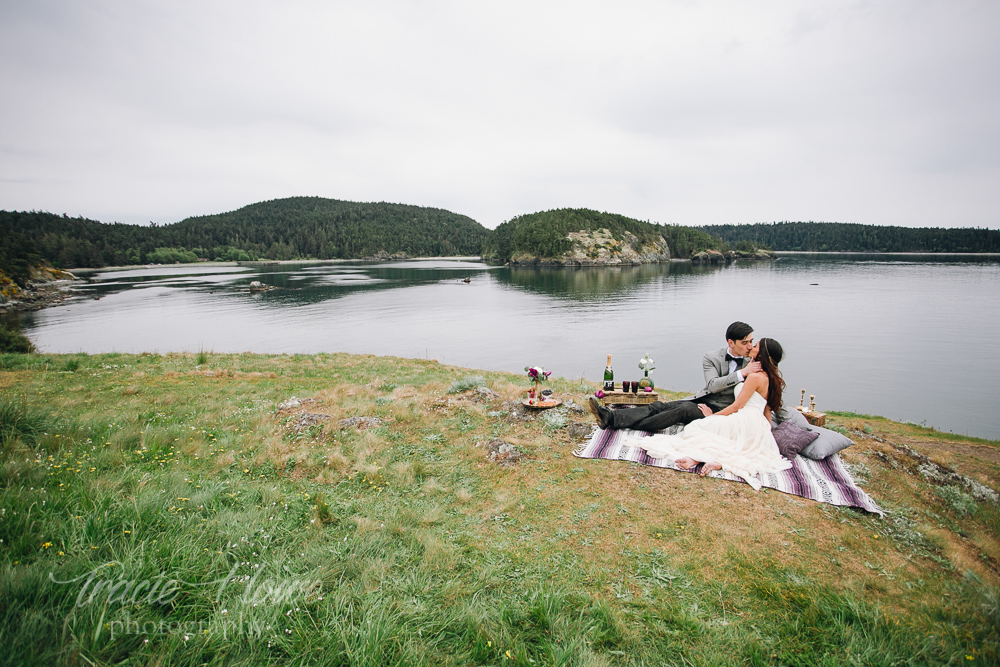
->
[643, 386, 652, 392]
[594, 389, 605, 398]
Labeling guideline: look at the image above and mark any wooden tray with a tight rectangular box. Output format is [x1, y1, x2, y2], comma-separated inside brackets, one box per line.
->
[522, 398, 563, 409]
[601, 390, 658, 405]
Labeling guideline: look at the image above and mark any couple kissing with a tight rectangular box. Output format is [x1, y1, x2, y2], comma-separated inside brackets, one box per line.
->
[586, 322, 791, 490]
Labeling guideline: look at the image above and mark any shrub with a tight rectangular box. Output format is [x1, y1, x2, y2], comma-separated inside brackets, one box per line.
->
[0, 322, 35, 353]
[935, 485, 978, 516]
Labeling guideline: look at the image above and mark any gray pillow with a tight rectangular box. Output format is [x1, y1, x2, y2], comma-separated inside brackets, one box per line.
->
[799, 424, 855, 459]
[772, 420, 819, 459]
[772, 407, 811, 430]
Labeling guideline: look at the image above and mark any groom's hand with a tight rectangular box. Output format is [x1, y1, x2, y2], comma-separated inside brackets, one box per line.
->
[742, 361, 761, 377]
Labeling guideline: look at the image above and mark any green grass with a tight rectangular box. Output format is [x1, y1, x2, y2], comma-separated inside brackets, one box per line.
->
[0, 352, 998, 665]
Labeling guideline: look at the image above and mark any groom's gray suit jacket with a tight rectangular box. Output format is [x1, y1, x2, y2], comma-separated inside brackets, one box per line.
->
[691, 347, 747, 411]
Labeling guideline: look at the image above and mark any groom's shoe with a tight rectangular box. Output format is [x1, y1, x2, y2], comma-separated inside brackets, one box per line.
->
[587, 397, 613, 430]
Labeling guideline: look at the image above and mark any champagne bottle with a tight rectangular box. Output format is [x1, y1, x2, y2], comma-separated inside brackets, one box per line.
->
[604, 354, 614, 391]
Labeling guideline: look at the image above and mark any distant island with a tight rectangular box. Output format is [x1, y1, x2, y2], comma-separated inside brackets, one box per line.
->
[700, 221, 1000, 253]
[481, 208, 767, 265]
[0, 197, 488, 272]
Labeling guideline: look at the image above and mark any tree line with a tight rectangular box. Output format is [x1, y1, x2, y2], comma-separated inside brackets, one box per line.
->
[6, 200, 998, 288]
[700, 221, 1000, 253]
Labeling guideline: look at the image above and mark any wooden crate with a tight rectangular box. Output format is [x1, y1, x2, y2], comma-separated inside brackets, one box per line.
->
[802, 410, 827, 426]
[601, 390, 658, 405]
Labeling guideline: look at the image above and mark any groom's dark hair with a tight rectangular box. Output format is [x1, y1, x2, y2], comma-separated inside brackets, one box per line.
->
[725, 321, 753, 342]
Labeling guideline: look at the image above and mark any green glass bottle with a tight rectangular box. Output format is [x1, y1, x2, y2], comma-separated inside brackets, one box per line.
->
[603, 354, 614, 391]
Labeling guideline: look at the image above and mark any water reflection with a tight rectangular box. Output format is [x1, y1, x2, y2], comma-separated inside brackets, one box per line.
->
[66, 259, 724, 308]
[67, 260, 499, 307]
[493, 262, 722, 300]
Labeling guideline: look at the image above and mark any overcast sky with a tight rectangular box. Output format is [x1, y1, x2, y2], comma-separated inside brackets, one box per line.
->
[1, 0, 997, 229]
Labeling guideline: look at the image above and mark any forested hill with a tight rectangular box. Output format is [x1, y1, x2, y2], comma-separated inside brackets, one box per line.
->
[0, 197, 489, 272]
[482, 208, 729, 262]
[169, 197, 488, 260]
[700, 222, 1000, 253]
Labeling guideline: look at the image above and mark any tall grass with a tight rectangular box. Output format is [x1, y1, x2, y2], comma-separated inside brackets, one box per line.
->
[0, 393, 56, 446]
[0, 352, 997, 665]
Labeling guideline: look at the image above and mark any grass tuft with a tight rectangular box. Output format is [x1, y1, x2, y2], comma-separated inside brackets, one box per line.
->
[447, 375, 487, 394]
[0, 394, 57, 446]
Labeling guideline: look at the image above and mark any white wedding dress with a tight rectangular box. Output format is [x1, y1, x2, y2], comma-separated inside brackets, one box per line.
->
[630, 383, 792, 490]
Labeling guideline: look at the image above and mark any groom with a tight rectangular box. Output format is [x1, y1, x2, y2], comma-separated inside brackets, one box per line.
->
[587, 321, 761, 432]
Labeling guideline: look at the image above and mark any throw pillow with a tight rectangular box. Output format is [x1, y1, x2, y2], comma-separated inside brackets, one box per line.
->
[771, 420, 819, 459]
[800, 425, 855, 459]
[772, 407, 812, 430]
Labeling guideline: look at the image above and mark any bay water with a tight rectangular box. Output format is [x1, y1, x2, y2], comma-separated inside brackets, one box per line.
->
[17, 254, 1000, 440]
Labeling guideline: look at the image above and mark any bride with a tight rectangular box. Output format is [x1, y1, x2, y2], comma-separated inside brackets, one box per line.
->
[633, 337, 792, 490]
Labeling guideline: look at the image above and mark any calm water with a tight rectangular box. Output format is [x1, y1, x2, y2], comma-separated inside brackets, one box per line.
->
[17, 254, 1000, 441]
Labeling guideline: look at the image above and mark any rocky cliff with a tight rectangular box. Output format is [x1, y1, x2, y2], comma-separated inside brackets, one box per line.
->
[510, 228, 671, 266]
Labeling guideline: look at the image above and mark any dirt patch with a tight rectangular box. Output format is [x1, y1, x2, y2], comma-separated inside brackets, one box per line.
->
[0, 371, 30, 390]
[336, 416, 385, 430]
[896, 435, 1000, 467]
[164, 369, 278, 379]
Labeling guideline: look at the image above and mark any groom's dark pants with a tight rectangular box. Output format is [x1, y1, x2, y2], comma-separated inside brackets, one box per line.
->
[608, 395, 730, 432]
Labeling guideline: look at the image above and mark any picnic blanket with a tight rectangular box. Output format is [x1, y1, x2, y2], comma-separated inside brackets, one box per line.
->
[573, 425, 884, 516]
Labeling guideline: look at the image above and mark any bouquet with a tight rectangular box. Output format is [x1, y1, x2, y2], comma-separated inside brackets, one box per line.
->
[525, 366, 552, 383]
[638, 355, 655, 373]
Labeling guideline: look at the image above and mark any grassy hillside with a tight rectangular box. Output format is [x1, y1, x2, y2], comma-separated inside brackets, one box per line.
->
[1, 352, 998, 665]
[0, 197, 489, 268]
[483, 209, 731, 262]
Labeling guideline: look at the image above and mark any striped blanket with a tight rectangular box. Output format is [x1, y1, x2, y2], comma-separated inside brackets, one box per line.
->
[573, 426, 884, 516]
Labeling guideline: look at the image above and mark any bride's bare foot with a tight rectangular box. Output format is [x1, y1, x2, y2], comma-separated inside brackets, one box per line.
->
[675, 457, 699, 470]
[700, 462, 722, 477]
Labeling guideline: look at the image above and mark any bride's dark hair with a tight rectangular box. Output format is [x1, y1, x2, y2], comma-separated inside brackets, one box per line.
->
[757, 338, 785, 414]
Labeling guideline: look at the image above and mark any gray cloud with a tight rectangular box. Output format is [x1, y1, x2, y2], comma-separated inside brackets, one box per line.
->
[1, 0, 997, 228]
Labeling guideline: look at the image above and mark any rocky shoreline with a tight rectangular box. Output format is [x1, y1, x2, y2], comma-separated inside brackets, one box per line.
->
[505, 227, 776, 266]
[690, 248, 776, 263]
[0, 267, 81, 313]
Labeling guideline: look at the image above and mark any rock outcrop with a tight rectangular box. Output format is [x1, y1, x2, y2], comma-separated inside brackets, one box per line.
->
[0, 266, 79, 312]
[510, 228, 671, 267]
[691, 248, 776, 263]
[365, 250, 410, 261]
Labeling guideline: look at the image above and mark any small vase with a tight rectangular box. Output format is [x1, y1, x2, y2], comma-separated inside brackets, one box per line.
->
[638, 370, 654, 390]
